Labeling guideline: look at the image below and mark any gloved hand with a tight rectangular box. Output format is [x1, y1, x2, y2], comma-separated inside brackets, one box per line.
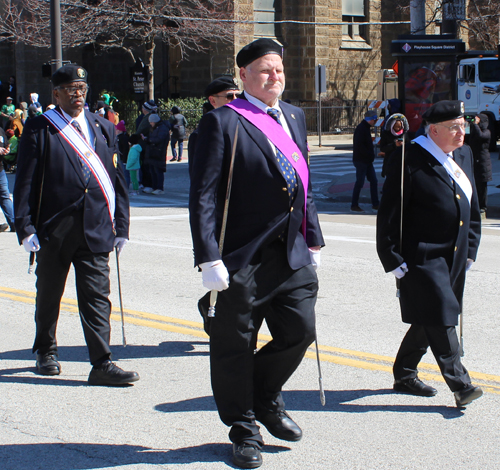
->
[466, 258, 474, 272]
[309, 247, 321, 271]
[200, 260, 230, 291]
[114, 237, 128, 256]
[22, 234, 40, 253]
[391, 262, 408, 279]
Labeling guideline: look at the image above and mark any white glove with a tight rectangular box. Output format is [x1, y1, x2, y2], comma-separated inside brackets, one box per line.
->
[200, 260, 230, 291]
[466, 258, 474, 272]
[309, 248, 321, 271]
[391, 262, 408, 279]
[114, 237, 128, 256]
[22, 234, 40, 253]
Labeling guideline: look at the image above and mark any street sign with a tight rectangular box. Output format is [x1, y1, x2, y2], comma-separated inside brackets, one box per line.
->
[315, 65, 326, 95]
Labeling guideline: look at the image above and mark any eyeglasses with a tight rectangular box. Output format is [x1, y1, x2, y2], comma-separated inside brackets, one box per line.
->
[214, 92, 240, 100]
[56, 85, 89, 95]
[436, 122, 469, 133]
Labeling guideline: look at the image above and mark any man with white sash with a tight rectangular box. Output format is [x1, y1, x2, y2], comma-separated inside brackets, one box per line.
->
[376, 100, 482, 408]
[189, 39, 324, 468]
[14, 64, 139, 386]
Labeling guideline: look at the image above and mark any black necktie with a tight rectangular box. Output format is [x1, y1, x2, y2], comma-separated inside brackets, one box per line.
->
[71, 120, 91, 184]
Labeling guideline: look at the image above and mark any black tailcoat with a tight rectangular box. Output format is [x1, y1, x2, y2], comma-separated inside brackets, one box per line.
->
[377, 140, 481, 326]
[189, 95, 324, 271]
[14, 108, 129, 251]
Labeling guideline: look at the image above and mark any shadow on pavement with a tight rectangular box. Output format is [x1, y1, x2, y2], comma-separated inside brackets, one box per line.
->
[156, 389, 464, 420]
[0, 341, 209, 363]
[0, 442, 291, 469]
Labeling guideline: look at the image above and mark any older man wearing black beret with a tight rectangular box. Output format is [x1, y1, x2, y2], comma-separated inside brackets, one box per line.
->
[14, 64, 139, 386]
[189, 39, 324, 468]
[377, 100, 482, 408]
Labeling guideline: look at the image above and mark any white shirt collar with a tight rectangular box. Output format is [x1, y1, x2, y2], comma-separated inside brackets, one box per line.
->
[59, 107, 94, 148]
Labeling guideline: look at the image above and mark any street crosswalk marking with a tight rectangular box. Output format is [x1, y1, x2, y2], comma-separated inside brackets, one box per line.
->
[309, 156, 384, 182]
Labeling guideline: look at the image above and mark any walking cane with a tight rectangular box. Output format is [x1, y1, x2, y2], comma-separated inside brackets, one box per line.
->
[315, 335, 326, 406]
[207, 122, 239, 318]
[460, 306, 464, 357]
[115, 246, 127, 347]
[28, 127, 49, 274]
[396, 136, 405, 298]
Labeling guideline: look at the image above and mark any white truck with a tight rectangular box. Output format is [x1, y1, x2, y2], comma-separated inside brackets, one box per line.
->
[377, 53, 500, 148]
[457, 54, 500, 147]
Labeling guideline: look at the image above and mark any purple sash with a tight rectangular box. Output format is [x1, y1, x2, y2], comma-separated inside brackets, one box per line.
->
[226, 98, 309, 237]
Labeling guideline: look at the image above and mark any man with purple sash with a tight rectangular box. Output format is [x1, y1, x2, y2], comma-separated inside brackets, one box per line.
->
[189, 39, 324, 468]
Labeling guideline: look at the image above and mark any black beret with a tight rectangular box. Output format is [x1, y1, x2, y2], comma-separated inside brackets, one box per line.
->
[236, 38, 283, 68]
[422, 100, 464, 124]
[51, 64, 88, 87]
[204, 76, 239, 97]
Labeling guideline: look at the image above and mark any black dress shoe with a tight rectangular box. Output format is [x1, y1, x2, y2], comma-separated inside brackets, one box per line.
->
[88, 361, 140, 386]
[350, 205, 364, 213]
[36, 353, 61, 376]
[454, 384, 483, 407]
[0, 223, 9, 233]
[232, 443, 262, 469]
[393, 377, 437, 397]
[258, 410, 302, 442]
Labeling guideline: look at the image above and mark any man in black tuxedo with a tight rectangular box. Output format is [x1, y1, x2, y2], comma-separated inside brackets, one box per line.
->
[189, 39, 324, 468]
[377, 100, 482, 408]
[14, 64, 139, 386]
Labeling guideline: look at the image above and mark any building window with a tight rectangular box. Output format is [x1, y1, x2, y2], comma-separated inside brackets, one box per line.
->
[254, 0, 282, 39]
[341, 0, 371, 49]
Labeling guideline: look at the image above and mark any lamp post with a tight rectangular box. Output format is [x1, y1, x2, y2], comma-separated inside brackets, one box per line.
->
[51, 0, 63, 72]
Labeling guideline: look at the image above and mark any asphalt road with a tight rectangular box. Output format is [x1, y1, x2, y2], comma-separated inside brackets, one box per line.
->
[1, 158, 499, 470]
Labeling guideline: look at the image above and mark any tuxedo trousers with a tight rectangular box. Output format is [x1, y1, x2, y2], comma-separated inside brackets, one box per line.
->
[209, 240, 318, 446]
[393, 323, 471, 392]
[32, 210, 113, 365]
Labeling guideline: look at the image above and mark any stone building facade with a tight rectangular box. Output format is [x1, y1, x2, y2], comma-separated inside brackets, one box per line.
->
[0, 0, 417, 108]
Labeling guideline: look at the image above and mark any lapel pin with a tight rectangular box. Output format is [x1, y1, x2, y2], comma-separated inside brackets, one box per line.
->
[291, 114, 296, 120]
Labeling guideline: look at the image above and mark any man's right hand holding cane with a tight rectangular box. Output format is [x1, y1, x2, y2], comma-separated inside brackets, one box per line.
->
[200, 260, 230, 291]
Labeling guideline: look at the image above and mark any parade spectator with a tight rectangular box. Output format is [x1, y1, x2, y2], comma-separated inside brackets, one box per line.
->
[379, 113, 409, 178]
[4, 128, 18, 172]
[1, 97, 15, 129]
[116, 120, 130, 189]
[469, 113, 492, 218]
[126, 134, 142, 196]
[169, 106, 187, 162]
[351, 110, 379, 212]
[0, 125, 15, 232]
[143, 113, 169, 194]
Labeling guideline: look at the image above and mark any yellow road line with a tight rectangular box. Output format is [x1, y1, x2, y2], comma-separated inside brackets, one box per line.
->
[2, 286, 499, 393]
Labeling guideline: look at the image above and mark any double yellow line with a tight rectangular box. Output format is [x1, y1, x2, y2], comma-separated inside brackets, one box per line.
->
[2, 285, 499, 395]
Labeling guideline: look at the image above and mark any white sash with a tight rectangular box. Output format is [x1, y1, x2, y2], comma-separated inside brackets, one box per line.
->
[413, 135, 472, 205]
[43, 108, 116, 223]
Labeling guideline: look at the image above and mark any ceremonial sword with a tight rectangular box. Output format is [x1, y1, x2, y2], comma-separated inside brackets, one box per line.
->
[208, 121, 239, 318]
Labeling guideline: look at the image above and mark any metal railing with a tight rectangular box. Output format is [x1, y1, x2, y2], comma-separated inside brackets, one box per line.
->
[117, 100, 369, 136]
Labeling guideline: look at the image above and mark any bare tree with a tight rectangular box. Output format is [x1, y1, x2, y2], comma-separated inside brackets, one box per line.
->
[0, 0, 234, 98]
[394, 0, 499, 49]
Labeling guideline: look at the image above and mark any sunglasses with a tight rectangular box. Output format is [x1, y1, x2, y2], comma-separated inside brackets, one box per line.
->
[214, 92, 240, 100]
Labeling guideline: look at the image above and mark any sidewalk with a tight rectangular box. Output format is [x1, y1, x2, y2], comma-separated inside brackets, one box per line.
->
[307, 134, 500, 218]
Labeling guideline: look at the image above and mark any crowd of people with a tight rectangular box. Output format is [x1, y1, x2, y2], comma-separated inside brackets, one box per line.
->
[0, 38, 490, 469]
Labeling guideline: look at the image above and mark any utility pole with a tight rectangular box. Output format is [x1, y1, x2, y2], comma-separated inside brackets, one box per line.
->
[410, 0, 426, 35]
[50, 0, 63, 72]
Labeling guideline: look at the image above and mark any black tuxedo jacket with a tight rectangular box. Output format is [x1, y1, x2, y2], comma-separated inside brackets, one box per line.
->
[189, 95, 324, 272]
[376, 140, 481, 326]
[14, 108, 129, 253]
